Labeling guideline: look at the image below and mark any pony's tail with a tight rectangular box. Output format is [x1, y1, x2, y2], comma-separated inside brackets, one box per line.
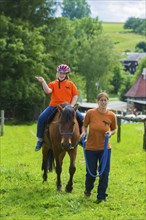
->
[48, 149, 55, 171]
[42, 149, 55, 172]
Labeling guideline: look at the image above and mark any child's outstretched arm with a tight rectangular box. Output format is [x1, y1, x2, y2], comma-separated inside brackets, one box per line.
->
[35, 76, 52, 94]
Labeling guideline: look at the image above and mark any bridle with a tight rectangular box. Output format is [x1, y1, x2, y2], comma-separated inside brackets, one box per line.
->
[59, 124, 75, 136]
[58, 107, 78, 149]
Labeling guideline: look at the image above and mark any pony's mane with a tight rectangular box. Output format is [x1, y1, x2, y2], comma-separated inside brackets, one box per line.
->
[60, 104, 75, 124]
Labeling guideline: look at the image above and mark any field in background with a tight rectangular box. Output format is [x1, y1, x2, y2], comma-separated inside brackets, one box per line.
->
[102, 22, 145, 53]
[0, 123, 145, 220]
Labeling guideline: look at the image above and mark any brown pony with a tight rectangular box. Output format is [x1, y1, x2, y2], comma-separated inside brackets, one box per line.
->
[42, 103, 80, 192]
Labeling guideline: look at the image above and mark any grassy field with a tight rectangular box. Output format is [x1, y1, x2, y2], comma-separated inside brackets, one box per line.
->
[0, 123, 145, 220]
[102, 22, 145, 53]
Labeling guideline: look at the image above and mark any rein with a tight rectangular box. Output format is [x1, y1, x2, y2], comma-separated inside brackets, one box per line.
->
[81, 133, 109, 177]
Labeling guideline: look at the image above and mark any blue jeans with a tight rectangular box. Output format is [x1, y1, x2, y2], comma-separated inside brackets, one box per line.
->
[37, 106, 57, 138]
[37, 106, 84, 138]
[76, 109, 84, 128]
[85, 149, 111, 200]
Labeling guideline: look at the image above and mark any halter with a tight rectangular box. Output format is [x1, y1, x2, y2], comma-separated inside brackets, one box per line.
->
[59, 124, 75, 136]
[58, 105, 78, 149]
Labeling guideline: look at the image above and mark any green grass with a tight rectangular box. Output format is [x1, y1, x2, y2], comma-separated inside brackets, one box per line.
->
[102, 22, 145, 53]
[0, 123, 145, 220]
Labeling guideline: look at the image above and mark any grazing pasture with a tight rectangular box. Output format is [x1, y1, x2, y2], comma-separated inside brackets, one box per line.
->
[0, 123, 145, 220]
[102, 22, 145, 53]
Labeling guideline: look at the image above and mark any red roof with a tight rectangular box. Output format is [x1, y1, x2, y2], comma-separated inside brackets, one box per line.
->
[125, 73, 146, 98]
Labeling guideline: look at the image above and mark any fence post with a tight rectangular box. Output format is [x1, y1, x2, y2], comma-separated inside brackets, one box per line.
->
[117, 117, 121, 143]
[143, 121, 146, 150]
[1, 110, 4, 136]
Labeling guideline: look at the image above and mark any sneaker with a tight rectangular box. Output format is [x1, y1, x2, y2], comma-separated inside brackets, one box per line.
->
[35, 141, 43, 151]
[96, 198, 106, 204]
[84, 190, 91, 197]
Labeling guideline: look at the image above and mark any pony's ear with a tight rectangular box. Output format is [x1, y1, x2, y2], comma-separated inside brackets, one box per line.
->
[57, 105, 63, 112]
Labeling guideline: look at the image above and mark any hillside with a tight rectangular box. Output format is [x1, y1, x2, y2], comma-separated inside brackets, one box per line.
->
[102, 22, 145, 53]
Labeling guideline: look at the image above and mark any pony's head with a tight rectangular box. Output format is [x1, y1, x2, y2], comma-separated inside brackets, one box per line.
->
[58, 103, 79, 150]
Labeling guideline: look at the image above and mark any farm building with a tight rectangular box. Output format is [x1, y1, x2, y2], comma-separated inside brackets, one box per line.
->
[125, 68, 146, 114]
[121, 52, 146, 74]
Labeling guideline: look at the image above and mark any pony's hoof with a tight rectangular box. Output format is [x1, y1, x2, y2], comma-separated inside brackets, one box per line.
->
[57, 187, 62, 192]
[42, 175, 47, 182]
[42, 179, 47, 183]
[65, 185, 73, 193]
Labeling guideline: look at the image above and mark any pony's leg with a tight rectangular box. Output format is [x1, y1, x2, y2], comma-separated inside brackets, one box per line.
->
[42, 138, 54, 183]
[42, 162, 48, 182]
[42, 128, 51, 183]
[55, 151, 66, 191]
[65, 150, 77, 192]
[42, 146, 49, 182]
[56, 160, 62, 191]
[65, 163, 76, 192]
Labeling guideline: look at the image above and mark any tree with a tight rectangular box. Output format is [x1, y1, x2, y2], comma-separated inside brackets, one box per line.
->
[0, 15, 84, 120]
[0, 5, 119, 120]
[61, 0, 91, 20]
[78, 33, 116, 101]
[109, 64, 124, 95]
[0, 0, 57, 26]
[0, 15, 50, 120]
[119, 74, 132, 101]
[124, 17, 146, 35]
[133, 57, 146, 80]
[135, 41, 146, 52]
[66, 17, 117, 102]
[124, 17, 136, 29]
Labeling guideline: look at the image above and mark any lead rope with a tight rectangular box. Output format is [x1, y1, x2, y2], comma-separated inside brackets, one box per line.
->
[81, 133, 109, 178]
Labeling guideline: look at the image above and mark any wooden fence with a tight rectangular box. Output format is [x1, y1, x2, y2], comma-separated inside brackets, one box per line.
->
[0, 110, 4, 136]
[117, 115, 146, 150]
[1, 110, 146, 150]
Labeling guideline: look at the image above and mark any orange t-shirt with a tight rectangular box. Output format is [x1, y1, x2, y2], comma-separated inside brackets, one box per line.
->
[84, 108, 117, 151]
[48, 79, 79, 106]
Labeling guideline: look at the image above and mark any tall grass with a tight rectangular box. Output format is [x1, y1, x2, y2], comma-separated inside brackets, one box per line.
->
[0, 123, 145, 220]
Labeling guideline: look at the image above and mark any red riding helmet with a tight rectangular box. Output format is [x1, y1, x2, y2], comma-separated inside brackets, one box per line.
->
[57, 64, 70, 74]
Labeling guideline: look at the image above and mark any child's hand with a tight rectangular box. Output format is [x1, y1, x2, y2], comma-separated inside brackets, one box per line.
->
[105, 131, 111, 138]
[35, 76, 45, 83]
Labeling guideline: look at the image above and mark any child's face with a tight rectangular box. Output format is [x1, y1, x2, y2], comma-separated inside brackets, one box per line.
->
[57, 72, 67, 81]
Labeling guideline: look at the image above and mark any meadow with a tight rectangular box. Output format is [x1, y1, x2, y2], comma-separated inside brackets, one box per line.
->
[0, 123, 145, 220]
[102, 22, 145, 53]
